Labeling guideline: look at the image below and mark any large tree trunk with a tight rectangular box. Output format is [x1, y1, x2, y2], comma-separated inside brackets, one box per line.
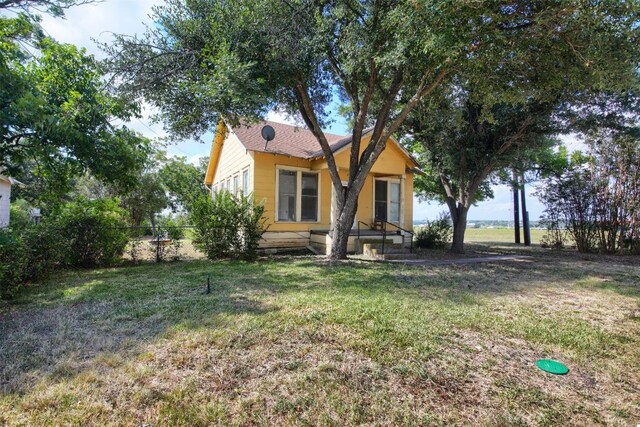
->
[449, 203, 469, 254]
[329, 187, 358, 260]
[150, 214, 157, 237]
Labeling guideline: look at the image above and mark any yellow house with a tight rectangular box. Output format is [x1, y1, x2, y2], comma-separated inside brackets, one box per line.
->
[204, 120, 419, 253]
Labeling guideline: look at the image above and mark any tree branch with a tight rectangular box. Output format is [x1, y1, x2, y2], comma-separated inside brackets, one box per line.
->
[293, 76, 344, 193]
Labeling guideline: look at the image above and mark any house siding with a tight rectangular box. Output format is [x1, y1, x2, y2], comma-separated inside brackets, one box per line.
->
[252, 152, 330, 232]
[0, 179, 11, 228]
[211, 132, 253, 194]
[206, 124, 417, 250]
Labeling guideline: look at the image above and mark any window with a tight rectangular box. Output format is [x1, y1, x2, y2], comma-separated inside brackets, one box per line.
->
[278, 170, 297, 221]
[301, 172, 318, 221]
[389, 182, 401, 223]
[277, 168, 319, 222]
[242, 169, 249, 194]
[212, 184, 217, 195]
[226, 178, 231, 192]
[220, 181, 225, 192]
[375, 180, 387, 221]
[233, 175, 239, 195]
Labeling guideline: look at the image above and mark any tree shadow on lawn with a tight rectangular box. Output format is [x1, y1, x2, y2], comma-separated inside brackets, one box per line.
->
[292, 252, 639, 299]
[0, 260, 280, 395]
[0, 255, 636, 397]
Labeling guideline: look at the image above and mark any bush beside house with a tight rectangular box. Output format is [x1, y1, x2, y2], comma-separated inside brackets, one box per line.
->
[190, 192, 266, 261]
[0, 198, 128, 298]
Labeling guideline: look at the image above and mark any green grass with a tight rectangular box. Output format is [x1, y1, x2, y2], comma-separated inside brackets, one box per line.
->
[464, 227, 546, 244]
[1, 249, 639, 426]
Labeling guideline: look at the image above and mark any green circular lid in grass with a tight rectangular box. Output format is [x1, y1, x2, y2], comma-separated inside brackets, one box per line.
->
[536, 359, 569, 375]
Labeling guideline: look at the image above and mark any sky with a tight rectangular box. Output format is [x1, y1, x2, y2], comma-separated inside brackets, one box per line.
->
[35, 0, 583, 222]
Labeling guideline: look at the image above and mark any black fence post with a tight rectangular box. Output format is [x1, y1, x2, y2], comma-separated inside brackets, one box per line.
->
[156, 227, 161, 263]
[382, 223, 386, 255]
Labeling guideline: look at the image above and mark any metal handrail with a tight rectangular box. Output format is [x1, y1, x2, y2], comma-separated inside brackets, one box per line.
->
[357, 221, 370, 241]
[358, 219, 414, 255]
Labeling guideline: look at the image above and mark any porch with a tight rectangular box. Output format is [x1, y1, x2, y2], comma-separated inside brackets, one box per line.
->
[309, 227, 409, 255]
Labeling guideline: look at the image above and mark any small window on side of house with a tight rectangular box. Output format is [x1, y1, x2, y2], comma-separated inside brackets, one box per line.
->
[242, 169, 249, 194]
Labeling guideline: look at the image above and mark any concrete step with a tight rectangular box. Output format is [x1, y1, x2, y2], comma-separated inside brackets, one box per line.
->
[362, 242, 412, 258]
[358, 238, 396, 245]
[374, 252, 420, 260]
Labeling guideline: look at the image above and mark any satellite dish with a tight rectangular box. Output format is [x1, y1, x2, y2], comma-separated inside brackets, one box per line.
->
[261, 125, 275, 150]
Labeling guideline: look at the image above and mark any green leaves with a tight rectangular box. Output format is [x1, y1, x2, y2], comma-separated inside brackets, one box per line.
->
[189, 191, 267, 261]
[1, 26, 150, 201]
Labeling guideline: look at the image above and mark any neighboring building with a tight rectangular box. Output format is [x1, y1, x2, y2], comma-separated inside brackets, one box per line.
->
[0, 175, 23, 228]
[204, 120, 419, 253]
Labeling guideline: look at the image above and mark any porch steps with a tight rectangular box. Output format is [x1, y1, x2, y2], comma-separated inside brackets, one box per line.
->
[359, 241, 413, 259]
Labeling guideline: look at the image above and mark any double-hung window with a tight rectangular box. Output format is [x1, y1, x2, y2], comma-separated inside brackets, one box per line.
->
[300, 172, 318, 221]
[233, 175, 239, 195]
[277, 168, 319, 222]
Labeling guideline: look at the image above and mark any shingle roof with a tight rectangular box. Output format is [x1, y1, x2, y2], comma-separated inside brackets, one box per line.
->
[229, 120, 351, 159]
[228, 120, 419, 168]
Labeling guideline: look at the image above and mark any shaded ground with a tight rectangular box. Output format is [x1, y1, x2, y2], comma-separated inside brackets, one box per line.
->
[0, 244, 638, 426]
[388, 254, 534, 266]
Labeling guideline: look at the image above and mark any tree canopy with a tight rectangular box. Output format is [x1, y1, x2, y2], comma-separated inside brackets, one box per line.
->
[106, 0, 640, 257]
[406, 84, 566, 251]
[1, 2, 151, 202]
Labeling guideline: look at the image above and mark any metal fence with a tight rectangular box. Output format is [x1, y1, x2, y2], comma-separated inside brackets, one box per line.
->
[88, 225, 204, 264]
[131, 225, 202, 263]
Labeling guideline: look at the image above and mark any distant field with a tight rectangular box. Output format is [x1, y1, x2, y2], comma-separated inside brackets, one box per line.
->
[465, 227, 545, 244]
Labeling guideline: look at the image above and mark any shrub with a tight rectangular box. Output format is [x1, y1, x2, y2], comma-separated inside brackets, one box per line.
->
[20, 222, 65, 279]
[55, 197, 129, 267]
[190, 192, 266, 261]
[0, 222, 62, 299]
[158, 216, 186, 240]
[537, 137, 640, 254]
[414, 212, 452, 249]
[8, 199, 32, 232]
[539, 209, 567, 249]
[537, 167, 598, 253]
[0, 229, 27, 298]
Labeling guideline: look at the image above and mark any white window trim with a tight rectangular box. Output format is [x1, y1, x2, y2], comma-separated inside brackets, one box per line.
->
[373, 177, 403, 227]
[275, 165, 321, 223]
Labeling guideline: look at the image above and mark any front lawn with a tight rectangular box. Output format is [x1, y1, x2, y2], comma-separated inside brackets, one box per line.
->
[1, 250, 638, 426]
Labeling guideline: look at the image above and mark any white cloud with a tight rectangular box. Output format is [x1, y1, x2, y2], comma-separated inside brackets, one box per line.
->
[265, 110, 300, 126]
[188, 154, 206, 166]
[40, 0, 161, 57]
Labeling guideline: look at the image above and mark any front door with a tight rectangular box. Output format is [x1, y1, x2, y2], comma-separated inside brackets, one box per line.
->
[374, 178, 401, 224]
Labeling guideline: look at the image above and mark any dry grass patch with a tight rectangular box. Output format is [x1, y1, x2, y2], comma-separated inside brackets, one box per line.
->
[0, 249, 638, 426]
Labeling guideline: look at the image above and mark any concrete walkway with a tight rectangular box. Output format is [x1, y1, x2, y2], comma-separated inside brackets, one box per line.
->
[386, 254, 534, 266]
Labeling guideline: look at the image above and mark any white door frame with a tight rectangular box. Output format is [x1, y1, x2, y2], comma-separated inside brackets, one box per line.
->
[372, 177, 403, 227]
